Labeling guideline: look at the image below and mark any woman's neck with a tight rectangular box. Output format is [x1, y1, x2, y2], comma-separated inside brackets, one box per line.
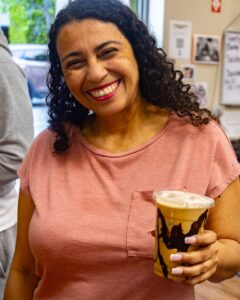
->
[81, 103, 171, 153]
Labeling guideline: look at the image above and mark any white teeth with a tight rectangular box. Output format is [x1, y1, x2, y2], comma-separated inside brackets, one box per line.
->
[90, 81, 119, 98]
[106, 87, 112, 93]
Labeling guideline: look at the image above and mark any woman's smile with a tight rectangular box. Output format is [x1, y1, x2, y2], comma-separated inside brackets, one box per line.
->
[86, 79, 121, 102]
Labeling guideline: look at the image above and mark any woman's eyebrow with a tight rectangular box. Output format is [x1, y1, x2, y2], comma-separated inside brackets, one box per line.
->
[95, 40, 121, 52]
[61, 40, 121, 63]
[61, 51, 82, 63]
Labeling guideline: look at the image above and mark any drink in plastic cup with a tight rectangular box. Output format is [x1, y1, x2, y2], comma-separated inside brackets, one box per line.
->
[153, 190, 214, 279]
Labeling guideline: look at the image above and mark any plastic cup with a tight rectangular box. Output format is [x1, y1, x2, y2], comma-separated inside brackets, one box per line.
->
[153, 190, 214, 280]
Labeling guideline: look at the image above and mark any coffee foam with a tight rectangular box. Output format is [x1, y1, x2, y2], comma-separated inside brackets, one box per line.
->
[153, 190, 214, 209]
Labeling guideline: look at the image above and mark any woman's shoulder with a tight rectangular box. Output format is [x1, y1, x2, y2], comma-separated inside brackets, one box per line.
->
[33, 128, 55, 146]
[30, 123, 75, 159]
[170, 113, 229, 142]
[24, 128, 55, 162]
[34, 123, 73, 145]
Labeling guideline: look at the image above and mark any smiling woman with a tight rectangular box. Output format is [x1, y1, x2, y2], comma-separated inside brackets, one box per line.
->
[4, 0, 240, 300]
[55, 19, 141, 120]
[46, 0, 212, 154]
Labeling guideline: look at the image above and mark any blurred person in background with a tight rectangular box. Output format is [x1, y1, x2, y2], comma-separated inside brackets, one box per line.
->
[0, 29, 34, 299]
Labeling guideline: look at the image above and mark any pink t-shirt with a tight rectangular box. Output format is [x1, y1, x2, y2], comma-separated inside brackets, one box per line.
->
[19, 113, 240, 300]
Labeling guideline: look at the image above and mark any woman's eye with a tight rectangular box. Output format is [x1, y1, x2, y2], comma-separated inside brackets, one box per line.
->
[66, 59, 85, 68]
[100, 48, 117, 59]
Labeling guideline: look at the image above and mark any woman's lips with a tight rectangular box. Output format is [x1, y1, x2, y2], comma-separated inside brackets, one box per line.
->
[87, 80, 121, 102]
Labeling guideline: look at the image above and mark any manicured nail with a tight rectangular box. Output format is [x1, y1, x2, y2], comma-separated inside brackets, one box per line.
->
[185, 236, 197, 244]
[172, 268, 183, 275]
[170, 254, 183, 261]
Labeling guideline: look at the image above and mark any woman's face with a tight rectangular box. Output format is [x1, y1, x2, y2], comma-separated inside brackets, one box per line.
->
[56, 18, 142, 118]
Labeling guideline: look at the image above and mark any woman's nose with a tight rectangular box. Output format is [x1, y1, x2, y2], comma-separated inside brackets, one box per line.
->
[86, 59, 108, 83]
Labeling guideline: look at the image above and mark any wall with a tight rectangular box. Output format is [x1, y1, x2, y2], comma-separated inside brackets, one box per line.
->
[163, 0, 240, 115]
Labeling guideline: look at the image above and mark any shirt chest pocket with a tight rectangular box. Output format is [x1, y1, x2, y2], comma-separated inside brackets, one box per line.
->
[126, 191, 156, 258]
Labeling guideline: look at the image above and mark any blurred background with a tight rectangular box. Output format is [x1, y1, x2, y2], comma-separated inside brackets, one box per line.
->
[0, 0, 58, 135]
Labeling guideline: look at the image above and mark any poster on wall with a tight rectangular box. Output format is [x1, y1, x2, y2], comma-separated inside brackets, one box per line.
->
[192, 34, 220, 64]
[220, 111, 240, 140]
[221, 31, 240, 105]
[169, 20, 192, 59]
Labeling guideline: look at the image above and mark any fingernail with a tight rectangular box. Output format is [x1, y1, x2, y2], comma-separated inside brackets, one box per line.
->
[185, 236, 197, 244]
[170, 254, 183, 261]
[172, 268, 183, 275]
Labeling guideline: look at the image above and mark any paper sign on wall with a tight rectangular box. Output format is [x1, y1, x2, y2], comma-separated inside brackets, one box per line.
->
[221, 31, 240, 105]
[220, 111, 240, 140]
[169, 20, 192, 59]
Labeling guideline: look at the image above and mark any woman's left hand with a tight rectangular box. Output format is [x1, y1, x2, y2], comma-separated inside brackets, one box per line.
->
[170, 230, 219, 285]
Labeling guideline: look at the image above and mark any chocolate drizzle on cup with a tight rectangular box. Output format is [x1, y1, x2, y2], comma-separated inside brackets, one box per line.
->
[155, 208, 208, 277]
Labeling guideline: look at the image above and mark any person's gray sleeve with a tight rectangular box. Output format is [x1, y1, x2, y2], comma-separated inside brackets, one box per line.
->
[0, 61, 34, 189]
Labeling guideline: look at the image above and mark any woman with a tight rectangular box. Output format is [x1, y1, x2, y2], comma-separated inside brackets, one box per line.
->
[4, 0, 240, 299]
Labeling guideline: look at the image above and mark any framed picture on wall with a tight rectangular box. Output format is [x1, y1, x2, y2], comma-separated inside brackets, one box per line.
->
[181, 64, 195, 80]
[192, 34, 220, 64]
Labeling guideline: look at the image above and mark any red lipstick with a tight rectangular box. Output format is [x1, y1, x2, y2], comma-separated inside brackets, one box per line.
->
[87, 79, 120, 93]
[87, 79, 120, 102]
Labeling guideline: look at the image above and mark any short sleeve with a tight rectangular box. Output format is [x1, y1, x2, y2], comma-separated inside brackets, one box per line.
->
[17, 141, 35, 198]
[206, 122, 240, 199]
[17, 129, 53, 199]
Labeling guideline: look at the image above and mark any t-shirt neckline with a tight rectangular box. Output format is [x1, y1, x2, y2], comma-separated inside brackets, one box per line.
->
[75, 111, 174, 158]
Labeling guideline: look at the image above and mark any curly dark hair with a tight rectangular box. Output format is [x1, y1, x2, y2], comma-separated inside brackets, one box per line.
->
[47, 0, 212, 153]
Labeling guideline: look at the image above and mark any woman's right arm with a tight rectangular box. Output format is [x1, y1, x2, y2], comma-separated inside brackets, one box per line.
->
[4, 190, 39, 299]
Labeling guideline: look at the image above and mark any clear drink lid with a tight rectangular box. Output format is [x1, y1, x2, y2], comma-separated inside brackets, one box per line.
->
[153, 190, 215, 208]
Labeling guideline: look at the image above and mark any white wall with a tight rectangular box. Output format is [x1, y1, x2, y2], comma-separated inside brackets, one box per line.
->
[164, 0, 240, 110]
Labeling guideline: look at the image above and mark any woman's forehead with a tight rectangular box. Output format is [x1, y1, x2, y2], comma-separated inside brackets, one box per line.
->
[59, 19, 122, 38]
[56, 19, 129, 51]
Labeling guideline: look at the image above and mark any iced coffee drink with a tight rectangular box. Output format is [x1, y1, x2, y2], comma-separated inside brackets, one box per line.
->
[153, 190, 214, 279]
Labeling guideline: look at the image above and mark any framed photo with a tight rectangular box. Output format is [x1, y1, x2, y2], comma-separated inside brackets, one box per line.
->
[181, 64, 195, 80]
[169, 20, 192, 59]
[192, 34, 220, 64]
